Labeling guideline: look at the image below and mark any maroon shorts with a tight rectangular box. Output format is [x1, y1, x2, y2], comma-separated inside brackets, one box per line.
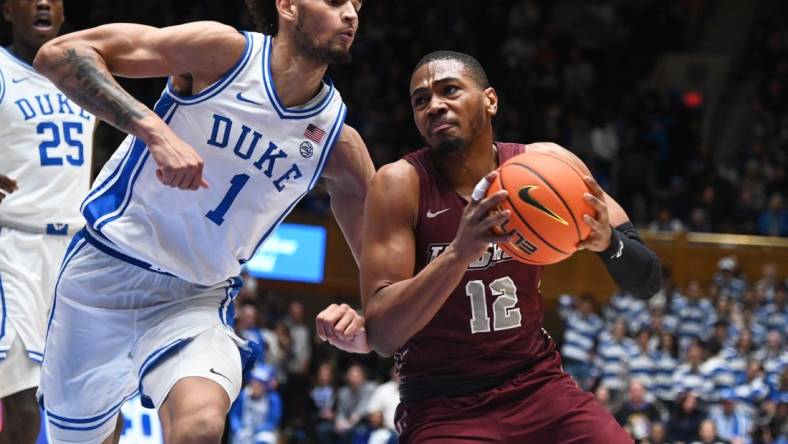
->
[394, 352, 633, 443]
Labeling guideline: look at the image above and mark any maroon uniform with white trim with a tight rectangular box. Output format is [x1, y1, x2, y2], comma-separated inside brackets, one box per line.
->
[394, 143, 632, 444]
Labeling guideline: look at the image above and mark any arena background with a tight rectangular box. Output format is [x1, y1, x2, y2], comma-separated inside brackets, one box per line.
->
[1, 1, 786, 443]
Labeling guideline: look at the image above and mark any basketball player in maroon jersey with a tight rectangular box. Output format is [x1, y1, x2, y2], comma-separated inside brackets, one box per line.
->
[317, 50, 661, 442]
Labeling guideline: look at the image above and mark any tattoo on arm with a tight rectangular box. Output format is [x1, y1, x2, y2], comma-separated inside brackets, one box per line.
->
[51, 49, 148, 130]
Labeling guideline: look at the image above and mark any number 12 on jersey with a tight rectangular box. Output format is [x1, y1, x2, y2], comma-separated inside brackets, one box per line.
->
[467, 277, 523, 334]
[206, 173, 250, 226]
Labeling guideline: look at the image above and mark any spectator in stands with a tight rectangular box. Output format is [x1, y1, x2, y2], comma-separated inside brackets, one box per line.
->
[714, 257, 748, 302]
[755, 331, 788, 388]
[709, 389, 750, 444]
[594, 383, 617, 415]
[702, 340, 737, 403]
[757, 285, 787, 335]
[655, 332, 680, 405]
[734, 361, 771, 422]
[757, 193, 788, 237]
[351, 411, 397, 444]
[697, 419, 730, 444]
[629, 328, 658, 392]
[559, 293, 604, 390]
[311, 363, 337, 444]
[615, 379, 665, 441]
[676, 280, 716, 354]
[647, 421, 669, 444]
[723, 331, 759, 384]
[596, 319, 638, 402]
[282, 301, 313, 432]
[335, 364, 377, 444]
[366, 366, 400, 432]
[673, 342, 713, 401]
[229, 365, 282, 444]
[236, 303, 270, 367]
[668, 392, 706, 443]
[649, 207, 686, 234]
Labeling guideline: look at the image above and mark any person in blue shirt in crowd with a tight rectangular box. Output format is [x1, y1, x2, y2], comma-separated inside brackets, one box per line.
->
[230, 364, 282, 444]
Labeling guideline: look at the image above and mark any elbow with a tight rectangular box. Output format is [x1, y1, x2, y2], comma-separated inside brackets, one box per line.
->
[363, 308, 401, 358]
[33, 38, 64, 75]
[632, 258, 663, 300]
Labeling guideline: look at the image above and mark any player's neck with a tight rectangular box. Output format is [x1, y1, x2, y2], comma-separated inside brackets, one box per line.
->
[269, 36, 329, 108]
[8, 39, 40, 65]
[436, 136, 498, 198]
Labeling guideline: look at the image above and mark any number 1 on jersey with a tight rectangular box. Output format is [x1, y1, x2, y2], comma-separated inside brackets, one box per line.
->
[206, 173, 250, 226]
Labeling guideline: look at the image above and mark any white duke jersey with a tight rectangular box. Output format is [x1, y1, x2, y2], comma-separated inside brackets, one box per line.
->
[0, 46, 96, 235]
[82, 32, 347, 285]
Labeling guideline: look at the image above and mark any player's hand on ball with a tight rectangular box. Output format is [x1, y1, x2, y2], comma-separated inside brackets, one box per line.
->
[577, 176, 612, 252]
[450, 171, 513, 263]
[0, 175, 18, 204]
[316, 303, 372, 354]
[148, 126, 209, 190]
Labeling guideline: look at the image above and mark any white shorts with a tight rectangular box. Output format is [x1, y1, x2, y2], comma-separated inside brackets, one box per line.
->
[39, 231, 259, 444]
[0, 226, 70, 398]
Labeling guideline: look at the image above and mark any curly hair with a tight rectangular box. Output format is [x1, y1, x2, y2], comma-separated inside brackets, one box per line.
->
[244, 0, 278, 35]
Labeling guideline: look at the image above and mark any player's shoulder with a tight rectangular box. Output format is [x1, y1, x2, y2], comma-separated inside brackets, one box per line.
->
[526, 141, 571, 157]
[374, 159, 418, 187]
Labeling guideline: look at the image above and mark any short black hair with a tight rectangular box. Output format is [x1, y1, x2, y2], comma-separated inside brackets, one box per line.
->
[413, 50, 490, 89]
[245, 0, 278, 35]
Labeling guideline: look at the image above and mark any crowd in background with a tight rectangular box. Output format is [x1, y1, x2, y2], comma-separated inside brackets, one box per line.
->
[560, 256, 787, 444]
[4, 0, 784, 236]
[225, 254, 787, 444]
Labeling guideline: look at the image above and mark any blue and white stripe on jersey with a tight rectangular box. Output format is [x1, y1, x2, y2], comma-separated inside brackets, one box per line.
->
[595, 336, 637, 391]
[0, 273, 7, 359]
[558, 295, 603, 363]
[627, 350, 657, 390]
[0, 66, 5, 105]
[77, 31, 348, 286]
[672, 364, 713, 400]
[243, 102, 347, 263]
[81, 95, 178, 230]
[262, 35, 336, 119]
[165, 32, 253, 105]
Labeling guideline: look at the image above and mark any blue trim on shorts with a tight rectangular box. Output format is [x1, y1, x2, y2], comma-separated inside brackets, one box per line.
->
[83, 228, 174, 277]
[165, 31, 253, 105]
[28, 350, 43, 363]
[46, 390, 140, 430]
[137, 337, 193, 409]
[0, 272, 6, 342]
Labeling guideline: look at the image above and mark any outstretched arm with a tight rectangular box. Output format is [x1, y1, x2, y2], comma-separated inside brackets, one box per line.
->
[33, 22, 246, 190]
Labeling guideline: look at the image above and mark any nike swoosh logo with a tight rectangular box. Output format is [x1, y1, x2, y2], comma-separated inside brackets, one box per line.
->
[12, 77, 29, 83]
[518, 186, 568, 225]
[426, 208, 451, 218]
[209, 367, 232, 383]
[236, 92, 262, 106]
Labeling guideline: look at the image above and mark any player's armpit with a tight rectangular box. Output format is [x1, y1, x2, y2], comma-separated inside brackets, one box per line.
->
[322, 125, 375, 264]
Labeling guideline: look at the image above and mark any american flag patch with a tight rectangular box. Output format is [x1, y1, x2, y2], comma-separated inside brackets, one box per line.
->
[304, 124, 326, 144]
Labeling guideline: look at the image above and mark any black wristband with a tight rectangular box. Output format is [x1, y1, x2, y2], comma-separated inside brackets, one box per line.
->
[597, 223, 662, 300]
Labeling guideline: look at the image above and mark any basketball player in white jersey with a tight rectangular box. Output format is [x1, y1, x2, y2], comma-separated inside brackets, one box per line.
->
[32, 0, 373, 443]
[0, 0, 96, 441]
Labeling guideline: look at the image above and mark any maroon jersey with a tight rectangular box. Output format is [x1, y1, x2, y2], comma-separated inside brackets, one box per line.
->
[396, 142, 556, 383]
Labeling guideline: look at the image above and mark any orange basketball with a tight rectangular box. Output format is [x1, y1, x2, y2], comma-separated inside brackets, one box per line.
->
[487, 152, 595, 265]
